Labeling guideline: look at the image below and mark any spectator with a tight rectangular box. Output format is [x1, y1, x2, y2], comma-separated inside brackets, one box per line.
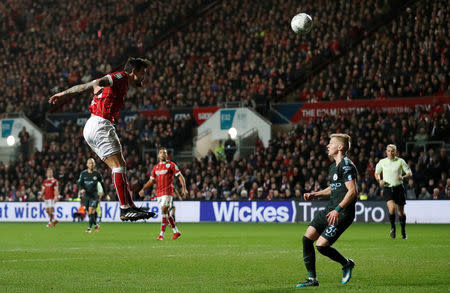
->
[445, 178, 450, 199]
[432, 188, 442, 200]
[359, 182, 369, 200]
[414, 127, 429, 147]
[214, 141, 226, 162]
[203, 149, 217, 165]
[405, 179, 417, 200]
[224, 135, 237, 163]
[18, 127, 31, 159]
[418, 187, 432, 200]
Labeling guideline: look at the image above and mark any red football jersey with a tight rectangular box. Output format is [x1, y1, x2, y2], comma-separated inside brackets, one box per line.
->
[89, 71, 129, 122]
[42, 178, 58, 200]
[150, 161, 181, 197]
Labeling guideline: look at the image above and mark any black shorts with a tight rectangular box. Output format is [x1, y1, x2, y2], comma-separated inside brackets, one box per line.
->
[309, 209, 354, 245]
[383, 185, 406, 206]
[84, 196, 99, 208]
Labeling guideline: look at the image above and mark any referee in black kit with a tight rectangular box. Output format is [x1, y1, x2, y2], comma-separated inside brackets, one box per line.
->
[375, 144, 412, 239]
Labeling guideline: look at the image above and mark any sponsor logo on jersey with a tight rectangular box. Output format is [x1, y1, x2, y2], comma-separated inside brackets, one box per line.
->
[333, 173, 338, 181]
[114, 73, 123, 79]
[166, 164, 170, 168]
[330, 182, 342, 190]
[156, 170, 168, 175]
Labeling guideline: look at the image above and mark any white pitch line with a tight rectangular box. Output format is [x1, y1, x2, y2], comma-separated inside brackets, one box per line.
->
[1, 257, 92, 263]
[1, 249, 298, 263]
[0, 244, 243, 253]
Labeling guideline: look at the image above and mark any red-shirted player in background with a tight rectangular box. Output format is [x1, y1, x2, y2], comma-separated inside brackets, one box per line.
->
[49, 57, 155, 221]
[139, 148, 188, 240]
[41, 168, 59, 227]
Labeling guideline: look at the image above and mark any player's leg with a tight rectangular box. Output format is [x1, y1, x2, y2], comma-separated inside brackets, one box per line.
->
[44, 199, 56, 227]
[167, 198, 181, 239]
[95, 204, 101, 232]
[90, 199, 99, 232]
[49, 199, 58, 227]
[51, 202, 58, 227]
[86, 205, 97, 233]
[82, 117, 153, 221]
[303, 226, 320, 277]
[104, 154, 132, 208]
[395, 186, 407, 239]
[86, 209, 93, 233]
[386, 199, 396, 238]
[316, 236, 350, 266]
[170, 206, 176, 222]
[104, 154, 154, 221]
[84, 198, 91, 232]
[297, 211, 325, 288]
[45, 206, 53, 227]
[157, 196, 170, 240]
[315, 218, 355, 285]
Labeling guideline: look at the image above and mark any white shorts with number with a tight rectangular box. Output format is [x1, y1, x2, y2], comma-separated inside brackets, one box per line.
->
[157, 195, 173, 210]
[44, 199, 55, 209]
[83, 115, 122, 161]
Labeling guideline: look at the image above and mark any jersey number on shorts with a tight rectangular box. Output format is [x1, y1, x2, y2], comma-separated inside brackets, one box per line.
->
[325, 225, 337, 237]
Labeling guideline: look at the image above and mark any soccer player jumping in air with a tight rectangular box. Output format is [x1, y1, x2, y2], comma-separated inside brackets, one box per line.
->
[139, 148, 188, 240]
[297, 134, 358, 288]
[49, 57, 155, 221]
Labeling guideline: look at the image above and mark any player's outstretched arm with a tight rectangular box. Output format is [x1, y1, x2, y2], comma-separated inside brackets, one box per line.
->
[304, 186, 331, 201]
[139, 178, 155, 198]
[48, 76, 111, 104]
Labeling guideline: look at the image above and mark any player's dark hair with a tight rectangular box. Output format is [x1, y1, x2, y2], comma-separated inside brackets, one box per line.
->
[124, 57, 151, 73]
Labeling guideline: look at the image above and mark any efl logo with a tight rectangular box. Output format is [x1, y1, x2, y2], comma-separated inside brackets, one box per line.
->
[200, 201, 296, 223]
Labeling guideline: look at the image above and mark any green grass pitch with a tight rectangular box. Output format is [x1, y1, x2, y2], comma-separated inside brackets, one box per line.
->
[0, 222, 449, 293]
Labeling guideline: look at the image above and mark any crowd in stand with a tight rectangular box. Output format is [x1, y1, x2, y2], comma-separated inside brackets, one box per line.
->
[1, 107, 448, 202]
[296, 0, 449, 102]
[0, 114, 193, 202]
[144, 0, 399, 108]
[174, 107, 450, 202]
[0, 0, 214, 124]
[3, 0, 443, 124]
